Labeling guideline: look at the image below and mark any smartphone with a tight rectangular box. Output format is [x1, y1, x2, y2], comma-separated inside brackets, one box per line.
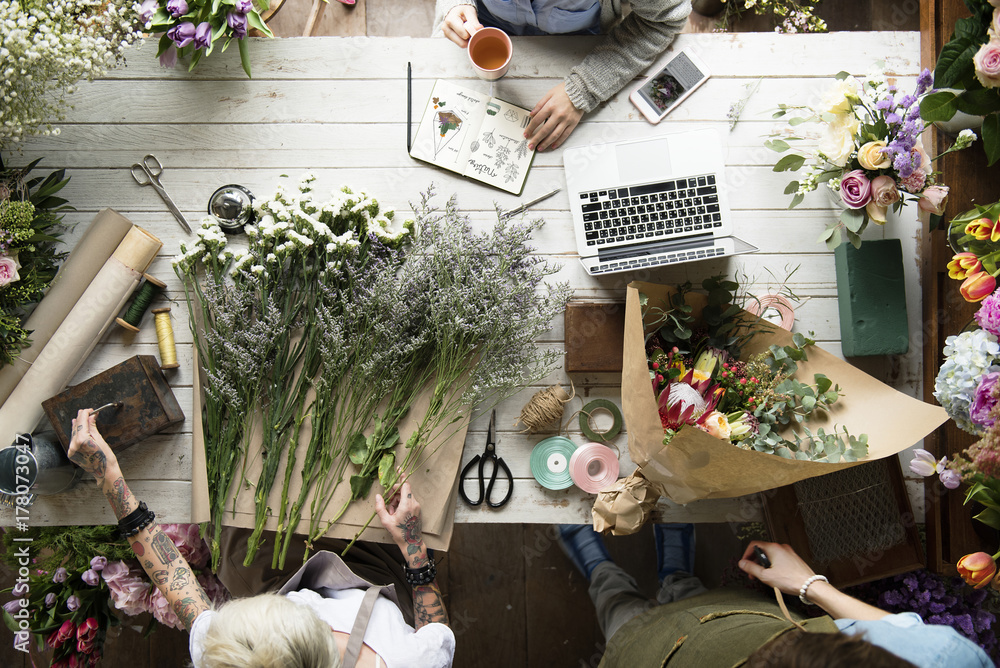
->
[629, 48, 711, 124]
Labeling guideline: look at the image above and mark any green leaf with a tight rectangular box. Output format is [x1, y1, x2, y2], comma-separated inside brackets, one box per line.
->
[974, 506, 1000, 530]
[789, 193, 805, 209]
[377, 429, 400, 452]
[774, 154, 806, 172]
[846, 229, 862, 249]
[347, 433, 367, 466]
[349, 474, 374, 501]
[783, 181, 800, 195]
[238, 37, 252, 78]
[212, 0, 222, 13]
[377, 452, 395, 489]
[815, 374, 832, 394]
[840, 208, 864, 233]
[765, 139, 791, 152]
[955, 88, 1000, 116]
[919, 91, 960, 123]
[788, 116, 808, 126]
[983, 113, 1000, 166]
[934, 36, 980, 89]
[248, 11, 274, 38]
[2, 609, 18, 634]
[834, 71, 850, 81]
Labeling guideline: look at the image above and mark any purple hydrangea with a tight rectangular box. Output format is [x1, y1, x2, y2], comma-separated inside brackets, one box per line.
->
[976, 289, 1000, 337]
[970, 371, 1000, 428]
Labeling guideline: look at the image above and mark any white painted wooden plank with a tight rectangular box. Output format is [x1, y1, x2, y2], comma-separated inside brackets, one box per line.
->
[94, 34, 919, 81]
[42, 75, 915, 128]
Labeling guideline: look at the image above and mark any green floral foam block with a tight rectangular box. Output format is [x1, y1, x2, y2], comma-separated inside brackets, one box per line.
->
[834, 239, 909, 357]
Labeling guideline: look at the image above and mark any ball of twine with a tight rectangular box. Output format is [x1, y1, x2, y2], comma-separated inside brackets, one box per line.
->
[515, 383, 575, 433]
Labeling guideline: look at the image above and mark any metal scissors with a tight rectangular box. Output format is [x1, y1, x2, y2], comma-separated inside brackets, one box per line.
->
[130, 154, 192, 234]
[459, 409, 513, 508]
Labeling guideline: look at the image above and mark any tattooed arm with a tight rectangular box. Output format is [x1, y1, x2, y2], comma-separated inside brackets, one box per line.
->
[375, 481, 450, 630]
[68, 409, 212, 631]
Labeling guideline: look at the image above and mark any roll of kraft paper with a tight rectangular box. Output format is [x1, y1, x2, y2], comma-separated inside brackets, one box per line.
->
[0, 209, 134, 405]
[0, 226, 161, 436]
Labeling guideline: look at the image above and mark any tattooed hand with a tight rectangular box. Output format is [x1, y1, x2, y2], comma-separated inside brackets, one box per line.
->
[68, 409, 117, 483]
[375, 481, 426, 566]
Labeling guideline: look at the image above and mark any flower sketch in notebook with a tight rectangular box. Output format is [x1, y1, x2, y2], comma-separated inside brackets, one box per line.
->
[433, 107, 465, 160]
[504, 109, 519, 123]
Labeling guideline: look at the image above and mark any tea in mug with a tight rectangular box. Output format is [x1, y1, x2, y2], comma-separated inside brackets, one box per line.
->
[471, 36, 509, 71]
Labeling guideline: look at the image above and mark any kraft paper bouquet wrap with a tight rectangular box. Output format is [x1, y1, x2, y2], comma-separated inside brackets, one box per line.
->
[595, 281, 949, 534]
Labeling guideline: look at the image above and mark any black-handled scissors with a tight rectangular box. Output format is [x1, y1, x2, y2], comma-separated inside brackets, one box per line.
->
[459, 409, 513, 508]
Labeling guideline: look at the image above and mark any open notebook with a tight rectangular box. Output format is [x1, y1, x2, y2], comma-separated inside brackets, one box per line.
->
[409, 79, 536, 195]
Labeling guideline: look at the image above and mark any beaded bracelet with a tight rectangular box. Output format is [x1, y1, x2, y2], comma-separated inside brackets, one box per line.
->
[404, 558, 437, 587]
[118, 501, 155, 539]
[798, 574, 829, 605]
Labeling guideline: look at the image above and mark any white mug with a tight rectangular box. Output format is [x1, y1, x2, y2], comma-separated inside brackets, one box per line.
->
[465, 24, 512, 81]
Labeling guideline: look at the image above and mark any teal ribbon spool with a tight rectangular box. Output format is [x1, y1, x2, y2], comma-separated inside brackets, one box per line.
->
[530, 436, 576, 491]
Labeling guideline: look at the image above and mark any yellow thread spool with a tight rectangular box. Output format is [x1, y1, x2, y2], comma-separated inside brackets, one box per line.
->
[152, 307, 180, 370]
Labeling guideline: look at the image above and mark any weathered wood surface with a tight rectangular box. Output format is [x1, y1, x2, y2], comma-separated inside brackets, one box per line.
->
[1, 32, 926, 529]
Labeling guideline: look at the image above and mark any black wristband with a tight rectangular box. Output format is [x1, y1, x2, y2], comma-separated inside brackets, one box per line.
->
[118, 502, 155, 539]
[404, 557, 437, 587]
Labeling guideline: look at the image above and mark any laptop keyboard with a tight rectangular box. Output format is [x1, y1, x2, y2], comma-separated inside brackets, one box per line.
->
[590, 246, 727, 274]
[578, 174, 722, 247]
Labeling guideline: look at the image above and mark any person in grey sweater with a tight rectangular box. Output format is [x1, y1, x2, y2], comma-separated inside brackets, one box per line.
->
[434, 0, 691, 152]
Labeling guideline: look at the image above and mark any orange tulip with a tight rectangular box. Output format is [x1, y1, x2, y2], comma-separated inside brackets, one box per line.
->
[948, 252, 983, 280]
[961, 271, 997, 302]
[965, 217, 1000, 242]
[957, 552, 998, 589]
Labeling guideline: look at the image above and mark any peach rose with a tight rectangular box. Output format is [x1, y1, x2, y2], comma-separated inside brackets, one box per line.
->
[700, 410, 732, 440]
[857, 140, 890, 170]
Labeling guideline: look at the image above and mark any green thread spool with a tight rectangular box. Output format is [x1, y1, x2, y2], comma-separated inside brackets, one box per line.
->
[116, 274, 165, 332]
[579, 399, 622, 442]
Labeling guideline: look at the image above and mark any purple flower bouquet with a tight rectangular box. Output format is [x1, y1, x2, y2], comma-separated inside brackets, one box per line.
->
[140, 0, 274, 77]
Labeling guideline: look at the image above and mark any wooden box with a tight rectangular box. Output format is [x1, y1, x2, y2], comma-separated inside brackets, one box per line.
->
[564, 302, 626, 373]
[42, 355, 184, 453]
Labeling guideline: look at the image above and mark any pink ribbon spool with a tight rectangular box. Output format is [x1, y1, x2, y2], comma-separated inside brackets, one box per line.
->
[743, 294, 795, 331]
[569, 442, 620, 494]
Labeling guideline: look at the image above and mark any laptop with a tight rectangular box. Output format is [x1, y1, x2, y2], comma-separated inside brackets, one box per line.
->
[563, 129, 757, 276]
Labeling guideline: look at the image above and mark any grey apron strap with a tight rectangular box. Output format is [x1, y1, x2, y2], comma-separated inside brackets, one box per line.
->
[342, 585, 385, 668]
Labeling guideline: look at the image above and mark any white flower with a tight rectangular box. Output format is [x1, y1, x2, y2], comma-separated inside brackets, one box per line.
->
[817, 113, 860, 167]
[820, 78, 860, 116]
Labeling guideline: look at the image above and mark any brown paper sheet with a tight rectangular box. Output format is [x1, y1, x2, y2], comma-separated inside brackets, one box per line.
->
[622, 281, 949, 506]
[592, 470, 662, 536]
[0, 226, 161, 437]
[0, 209, 133, 404]
[191, 375, 467, 551]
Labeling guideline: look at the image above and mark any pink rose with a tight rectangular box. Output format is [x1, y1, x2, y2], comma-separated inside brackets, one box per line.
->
[870, 175, 900, 207]
[974, 41, 1000, 88]
[0, 254, 20, 287]
[147, 587, 183, 630]
[918, 185, 949, 215]
[160, 524, 209, 569]
[839, 169, 872, 208]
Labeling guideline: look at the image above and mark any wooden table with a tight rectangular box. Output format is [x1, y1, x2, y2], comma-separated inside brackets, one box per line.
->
[1, 31, 926, 533]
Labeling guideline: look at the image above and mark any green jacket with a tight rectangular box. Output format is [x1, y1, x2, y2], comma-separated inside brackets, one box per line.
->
[600, 588, 840, 668]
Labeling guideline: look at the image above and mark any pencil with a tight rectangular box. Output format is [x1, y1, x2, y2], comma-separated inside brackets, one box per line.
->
[407, 62, 412, 153]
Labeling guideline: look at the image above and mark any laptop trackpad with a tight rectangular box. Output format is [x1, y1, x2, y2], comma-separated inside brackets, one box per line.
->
[616, 138, 672, 184]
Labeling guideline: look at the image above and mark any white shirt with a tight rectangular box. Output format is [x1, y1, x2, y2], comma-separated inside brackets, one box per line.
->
[189, 588, 455, 668]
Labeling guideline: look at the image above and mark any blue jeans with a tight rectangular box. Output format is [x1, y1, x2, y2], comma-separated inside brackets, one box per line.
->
[476, 0, 602, 35]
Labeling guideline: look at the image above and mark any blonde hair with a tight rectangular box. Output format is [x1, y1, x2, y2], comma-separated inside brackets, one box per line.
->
[200, 593, 341, 668]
